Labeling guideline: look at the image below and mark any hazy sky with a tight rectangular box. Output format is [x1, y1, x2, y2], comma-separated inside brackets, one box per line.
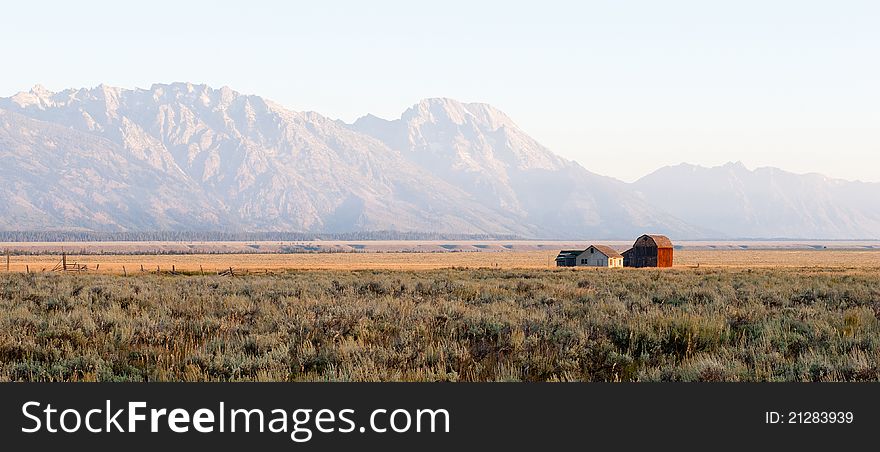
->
[2, 1, 879, 182]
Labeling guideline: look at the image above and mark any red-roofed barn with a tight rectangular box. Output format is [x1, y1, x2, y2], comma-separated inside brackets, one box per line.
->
[622, 234, 674, 268]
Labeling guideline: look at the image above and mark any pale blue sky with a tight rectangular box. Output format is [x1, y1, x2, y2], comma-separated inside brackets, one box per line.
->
[2, 1, 879, 182]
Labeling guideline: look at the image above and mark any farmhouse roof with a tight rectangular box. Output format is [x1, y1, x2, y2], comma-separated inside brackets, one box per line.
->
[588, 245, 623, 258]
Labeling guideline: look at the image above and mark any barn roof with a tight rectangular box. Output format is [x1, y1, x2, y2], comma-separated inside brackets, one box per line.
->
[587, 245, 623, 258]
[637, 234, 673, 248]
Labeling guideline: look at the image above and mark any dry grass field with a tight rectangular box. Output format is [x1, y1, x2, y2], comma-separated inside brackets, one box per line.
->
[1, 245, 878, 382]
[3, 249, 880, 274]
[1, 266, 879, 382]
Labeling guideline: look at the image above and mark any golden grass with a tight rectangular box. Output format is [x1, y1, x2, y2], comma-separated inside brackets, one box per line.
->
[2, 249, 879, 274]
[2, 267, 879, 381]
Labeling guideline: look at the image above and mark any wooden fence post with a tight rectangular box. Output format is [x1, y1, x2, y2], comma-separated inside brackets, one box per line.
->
[5, 248, 10, 272]
[123, 266, 127, 277]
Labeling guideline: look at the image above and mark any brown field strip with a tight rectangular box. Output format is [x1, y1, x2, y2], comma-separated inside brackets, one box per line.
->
[3, 249, 879, 274]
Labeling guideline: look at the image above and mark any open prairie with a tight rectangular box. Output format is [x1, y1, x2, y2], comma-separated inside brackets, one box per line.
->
[2, 242, 878, 382]
[1, 250, 879, 274]
[1, 267, 879, 382]
[1, 241, 879, 274]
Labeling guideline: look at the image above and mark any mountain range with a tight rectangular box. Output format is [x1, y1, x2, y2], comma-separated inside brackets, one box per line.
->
[633, 162, 880, 239]
[0, 83, 876, 239]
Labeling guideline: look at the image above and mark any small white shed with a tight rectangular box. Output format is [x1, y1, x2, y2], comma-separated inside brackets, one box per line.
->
[575, 245, 624, 268]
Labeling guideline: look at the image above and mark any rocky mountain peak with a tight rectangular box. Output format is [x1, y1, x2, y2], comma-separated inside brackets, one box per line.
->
[2, 83, 875, 238]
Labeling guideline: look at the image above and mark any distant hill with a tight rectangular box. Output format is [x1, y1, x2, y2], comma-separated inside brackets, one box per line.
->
[633, 162, 880, 239]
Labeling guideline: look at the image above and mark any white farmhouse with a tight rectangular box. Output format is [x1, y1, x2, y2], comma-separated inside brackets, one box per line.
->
[558, 245, 623, 268]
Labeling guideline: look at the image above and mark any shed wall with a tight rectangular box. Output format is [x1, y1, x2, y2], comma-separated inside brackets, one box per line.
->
[657, 248, 674, 267]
